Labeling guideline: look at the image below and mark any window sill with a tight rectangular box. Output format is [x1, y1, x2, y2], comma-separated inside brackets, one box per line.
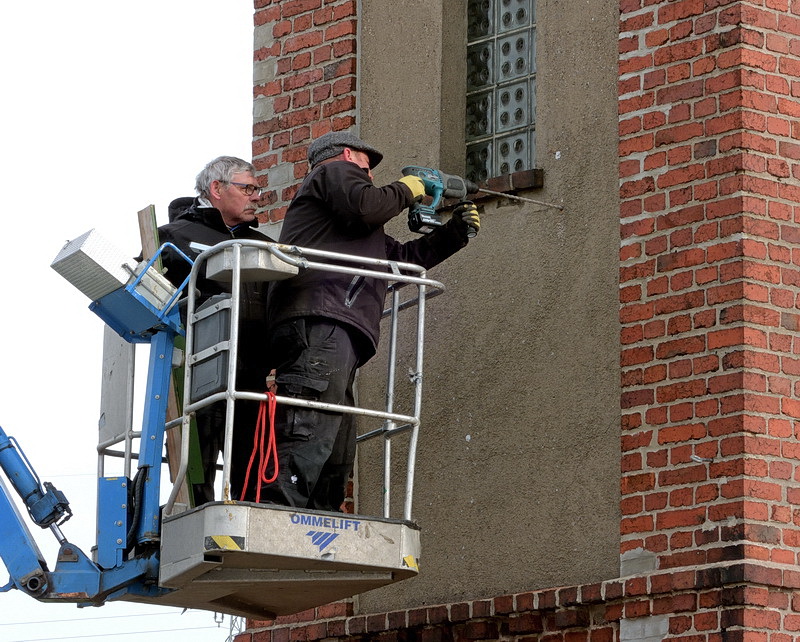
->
[444, 168, 544, 207]
[479, 168, 543, 197]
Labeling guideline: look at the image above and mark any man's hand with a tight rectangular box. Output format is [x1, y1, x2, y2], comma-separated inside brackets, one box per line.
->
[266, 369, 278, 394]
[398, 175, 426, 201]
[451, 201, 480, 238]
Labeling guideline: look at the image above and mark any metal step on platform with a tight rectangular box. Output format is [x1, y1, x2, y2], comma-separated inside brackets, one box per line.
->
[142, 502, 420, 619]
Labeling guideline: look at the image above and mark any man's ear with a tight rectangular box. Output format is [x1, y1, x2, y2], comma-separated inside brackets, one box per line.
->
[341, 147, 354, 162]
[209, 180, 225, 200]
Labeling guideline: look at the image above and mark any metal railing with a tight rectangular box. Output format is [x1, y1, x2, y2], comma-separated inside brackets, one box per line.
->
[164, 239, 444, 522]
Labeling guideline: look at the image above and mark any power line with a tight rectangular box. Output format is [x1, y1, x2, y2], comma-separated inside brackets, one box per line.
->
[8, 624, 224, 642]
[1, 610, 218, 627]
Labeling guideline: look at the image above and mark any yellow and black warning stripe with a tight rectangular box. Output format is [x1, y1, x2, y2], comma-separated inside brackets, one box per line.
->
[403, 555, 419, 571]
[204, 535, 245, 551]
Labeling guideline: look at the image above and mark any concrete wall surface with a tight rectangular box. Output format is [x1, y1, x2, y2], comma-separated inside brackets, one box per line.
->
[354, 0, 622, 611]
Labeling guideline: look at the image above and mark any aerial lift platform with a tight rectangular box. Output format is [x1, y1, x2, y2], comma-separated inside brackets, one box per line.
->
[0, 233, 443, 619]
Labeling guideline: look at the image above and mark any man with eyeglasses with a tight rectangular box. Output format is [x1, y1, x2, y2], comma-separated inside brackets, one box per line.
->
[156, 155, 275, 506]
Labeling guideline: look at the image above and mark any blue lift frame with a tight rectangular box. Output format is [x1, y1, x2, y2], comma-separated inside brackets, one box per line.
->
[0, 244, 190, 606]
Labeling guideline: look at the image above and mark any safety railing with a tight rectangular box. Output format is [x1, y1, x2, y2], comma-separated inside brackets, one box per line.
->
[164, 239, 444, 522]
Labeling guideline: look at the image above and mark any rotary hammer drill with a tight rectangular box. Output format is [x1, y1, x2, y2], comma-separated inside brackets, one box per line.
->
[401, 166, 480, 237]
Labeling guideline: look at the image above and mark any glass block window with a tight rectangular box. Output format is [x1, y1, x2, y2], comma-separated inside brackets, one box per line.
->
[466, 0, 536, 184]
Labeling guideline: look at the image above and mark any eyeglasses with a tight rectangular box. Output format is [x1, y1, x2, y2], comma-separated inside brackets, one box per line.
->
[225, 181, 266, 197]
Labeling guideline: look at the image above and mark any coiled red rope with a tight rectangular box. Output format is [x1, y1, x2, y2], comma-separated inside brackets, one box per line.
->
[240, 391, 279, 502]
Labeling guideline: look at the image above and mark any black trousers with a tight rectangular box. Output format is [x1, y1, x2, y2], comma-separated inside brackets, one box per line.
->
[260, 317, 362, 511]
[191, 396, 260, 505]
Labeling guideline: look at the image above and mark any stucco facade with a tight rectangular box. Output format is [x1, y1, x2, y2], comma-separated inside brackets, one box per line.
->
[354, 0, 622, 611]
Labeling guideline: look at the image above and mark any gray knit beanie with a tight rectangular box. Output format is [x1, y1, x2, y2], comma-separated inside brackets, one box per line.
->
[307, 131, 383, 169]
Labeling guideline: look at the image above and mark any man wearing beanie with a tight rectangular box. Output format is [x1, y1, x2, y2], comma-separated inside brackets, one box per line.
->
[264, 130, 480, 511]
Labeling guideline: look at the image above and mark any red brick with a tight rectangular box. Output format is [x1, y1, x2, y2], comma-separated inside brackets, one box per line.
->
[366, 614, 387, 632]
[463, 620, 499, 639]
[448, 603, 470, 622]
[508, 613, 544, 634]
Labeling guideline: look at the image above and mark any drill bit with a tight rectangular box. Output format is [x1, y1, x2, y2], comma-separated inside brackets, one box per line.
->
[475, 188, 564, 211]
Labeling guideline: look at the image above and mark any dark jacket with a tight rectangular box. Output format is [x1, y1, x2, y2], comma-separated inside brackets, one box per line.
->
[267, 161, 469, 360]
[158, 197, 274, 318]
[158, 198, 275, 382]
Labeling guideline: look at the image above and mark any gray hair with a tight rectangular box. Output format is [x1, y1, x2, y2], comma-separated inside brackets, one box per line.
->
[195, 156, 256, 199]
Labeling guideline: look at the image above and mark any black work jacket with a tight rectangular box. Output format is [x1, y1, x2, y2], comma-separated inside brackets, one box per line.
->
[157, 199, 275, 381]
[268, 161, 469, 361]
[157, 198, 274, 316]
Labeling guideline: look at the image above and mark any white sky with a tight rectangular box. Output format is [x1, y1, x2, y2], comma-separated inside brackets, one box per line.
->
[0, 3, 257, 640]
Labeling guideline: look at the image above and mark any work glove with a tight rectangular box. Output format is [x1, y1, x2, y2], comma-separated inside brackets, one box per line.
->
[450, 201, 480, 239]
[398, 175, 426, 201]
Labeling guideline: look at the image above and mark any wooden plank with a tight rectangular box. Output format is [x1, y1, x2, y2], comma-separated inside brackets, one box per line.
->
[137, 205, 161, 271]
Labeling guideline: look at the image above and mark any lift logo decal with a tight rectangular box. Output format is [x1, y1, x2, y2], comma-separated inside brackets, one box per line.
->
[306, 530, 338, 551]
[289, 514, 361, 531]
[290, 515, 361, 551]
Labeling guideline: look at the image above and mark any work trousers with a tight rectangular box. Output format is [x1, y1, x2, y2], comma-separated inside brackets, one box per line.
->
[260, 317, 361, 512]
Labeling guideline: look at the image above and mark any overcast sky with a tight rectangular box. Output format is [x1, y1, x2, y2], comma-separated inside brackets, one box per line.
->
[0, 3, 257, 640]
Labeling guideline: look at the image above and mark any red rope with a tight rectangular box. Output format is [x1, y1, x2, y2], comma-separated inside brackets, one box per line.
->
[240, 391, 279, 502]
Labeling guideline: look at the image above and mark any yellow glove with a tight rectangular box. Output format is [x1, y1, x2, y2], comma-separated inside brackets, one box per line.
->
[398, 175, 426, 201]
[451, 201, 480, 238]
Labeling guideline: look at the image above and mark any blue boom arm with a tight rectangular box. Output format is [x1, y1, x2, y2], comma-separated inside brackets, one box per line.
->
[0, 242, 190, 605]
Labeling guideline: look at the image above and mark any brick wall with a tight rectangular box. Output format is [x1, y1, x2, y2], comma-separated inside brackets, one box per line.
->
[240, 0, 800, 639]
[252, 0, 358, 224]
[235, 562, 800, 641]
[618, 0, 800, 579]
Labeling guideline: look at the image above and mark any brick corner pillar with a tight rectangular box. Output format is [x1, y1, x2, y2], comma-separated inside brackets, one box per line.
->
[252, 0, 358, 225]
[618, 0, 800, 591]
